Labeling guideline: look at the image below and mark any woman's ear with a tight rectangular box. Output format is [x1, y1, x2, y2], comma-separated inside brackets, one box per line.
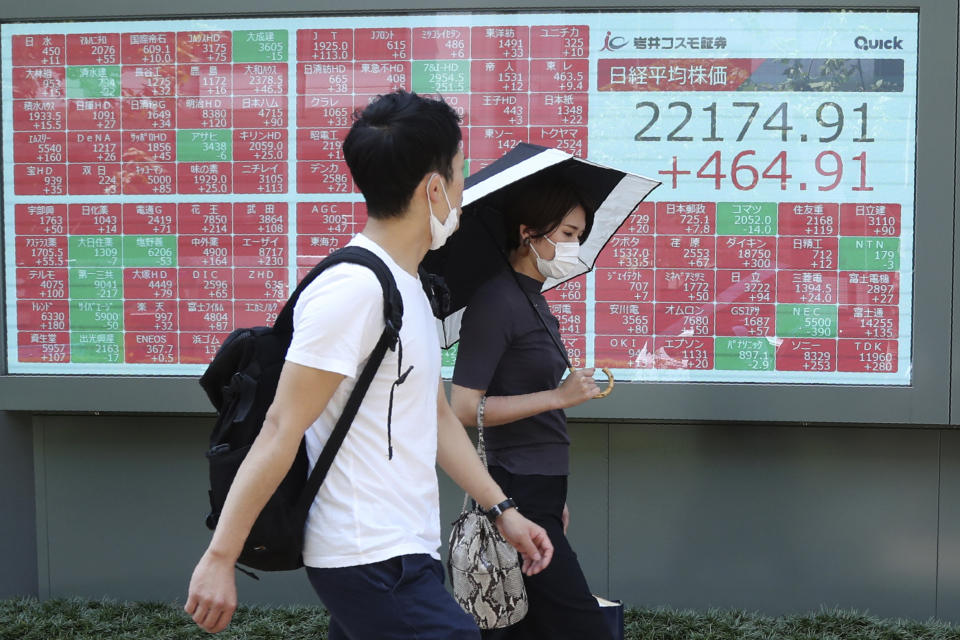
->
[518, 224, 531, 246]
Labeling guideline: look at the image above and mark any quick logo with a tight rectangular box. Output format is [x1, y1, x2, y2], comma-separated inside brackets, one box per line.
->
[854, 35, 903, 51]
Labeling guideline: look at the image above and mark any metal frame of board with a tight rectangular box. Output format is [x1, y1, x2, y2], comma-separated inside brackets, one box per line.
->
[0, 0, 953, 424]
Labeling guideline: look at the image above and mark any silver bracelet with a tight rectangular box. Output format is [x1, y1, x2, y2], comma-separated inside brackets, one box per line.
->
[476, 395, 487, 428]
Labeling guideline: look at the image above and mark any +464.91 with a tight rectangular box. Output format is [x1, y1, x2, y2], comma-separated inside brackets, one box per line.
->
[636, 100, 878, 192]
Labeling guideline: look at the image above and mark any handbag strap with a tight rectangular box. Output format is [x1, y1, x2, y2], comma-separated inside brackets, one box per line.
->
[461, 396, 489, 513]
[475, 395, 489, 465]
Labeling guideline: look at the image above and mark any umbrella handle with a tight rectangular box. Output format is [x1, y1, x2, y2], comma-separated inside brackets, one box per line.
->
[569, 367, 615, 399]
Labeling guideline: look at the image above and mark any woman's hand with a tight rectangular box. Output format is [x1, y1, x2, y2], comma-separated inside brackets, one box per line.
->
[555, 368, 601, 409]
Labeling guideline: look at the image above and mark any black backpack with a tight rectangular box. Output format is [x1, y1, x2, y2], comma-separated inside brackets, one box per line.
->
[199, 246, 403, 572]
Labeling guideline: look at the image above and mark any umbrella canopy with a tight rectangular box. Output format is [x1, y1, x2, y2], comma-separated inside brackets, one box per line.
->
[424, 142, 660, 350]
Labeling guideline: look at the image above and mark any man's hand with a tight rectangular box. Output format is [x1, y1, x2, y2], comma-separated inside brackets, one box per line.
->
[496, 509, 553, 575]
[184, 551, 238, 634]
[182, 364, 343, 634]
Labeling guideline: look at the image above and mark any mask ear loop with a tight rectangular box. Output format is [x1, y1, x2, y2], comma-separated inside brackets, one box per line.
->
[427, 173, 455, 220]
[438, 179, 454, 213]
[426, 173, 439, 216]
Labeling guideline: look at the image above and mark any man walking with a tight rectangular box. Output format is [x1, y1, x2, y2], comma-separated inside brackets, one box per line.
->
[185, 90, 553, 638]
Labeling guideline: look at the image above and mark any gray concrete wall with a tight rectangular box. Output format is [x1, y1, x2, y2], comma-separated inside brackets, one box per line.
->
[604, 424, 941, 618]
[0, 412, 37, 599]
[17, 414, 960, 622]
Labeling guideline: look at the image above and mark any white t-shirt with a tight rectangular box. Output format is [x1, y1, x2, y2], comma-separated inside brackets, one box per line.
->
[286, 234, 442, 568]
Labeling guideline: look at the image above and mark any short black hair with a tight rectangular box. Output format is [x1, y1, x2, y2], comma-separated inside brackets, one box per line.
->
[496, 163, 596, 253]
[342, 90, 462, 219]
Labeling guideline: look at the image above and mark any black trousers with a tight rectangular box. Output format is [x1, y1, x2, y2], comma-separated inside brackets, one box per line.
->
[482, 466, 615, 640]
[307, 555, 478, 639]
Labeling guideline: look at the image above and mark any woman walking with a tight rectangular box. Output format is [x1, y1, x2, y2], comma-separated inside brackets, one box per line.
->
[450, 168, 615, 640]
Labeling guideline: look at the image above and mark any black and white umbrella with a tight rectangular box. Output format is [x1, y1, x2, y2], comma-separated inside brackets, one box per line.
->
[425, 142, 660, 355]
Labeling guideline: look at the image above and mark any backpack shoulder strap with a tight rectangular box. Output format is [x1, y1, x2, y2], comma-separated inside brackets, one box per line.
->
[286, 245, 407, 518]
[273, 246, 404, 342]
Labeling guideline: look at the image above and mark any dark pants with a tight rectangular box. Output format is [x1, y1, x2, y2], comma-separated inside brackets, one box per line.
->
[483, 466, 615, 640]
[307, 553, 480, 640]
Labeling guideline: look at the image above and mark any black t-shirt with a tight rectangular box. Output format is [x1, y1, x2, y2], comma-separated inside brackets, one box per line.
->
[453, 268, 570, 475]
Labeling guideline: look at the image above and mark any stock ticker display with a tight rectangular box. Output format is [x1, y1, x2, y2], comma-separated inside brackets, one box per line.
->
[2, 12, 916, 383]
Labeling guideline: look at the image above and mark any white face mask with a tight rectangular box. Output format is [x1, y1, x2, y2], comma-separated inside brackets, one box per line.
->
[530, 237, 582, 279]
[427, 174, 459, 251]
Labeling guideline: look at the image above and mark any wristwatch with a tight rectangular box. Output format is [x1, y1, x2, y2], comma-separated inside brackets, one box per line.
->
[484, 498, 518, 523]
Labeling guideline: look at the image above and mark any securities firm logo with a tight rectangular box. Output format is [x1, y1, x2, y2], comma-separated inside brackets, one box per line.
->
[854, 35, 903, 50]
[600, 31, 628, 51]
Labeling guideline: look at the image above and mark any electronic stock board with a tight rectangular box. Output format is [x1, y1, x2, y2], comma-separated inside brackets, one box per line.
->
[1, 9, 920, 394]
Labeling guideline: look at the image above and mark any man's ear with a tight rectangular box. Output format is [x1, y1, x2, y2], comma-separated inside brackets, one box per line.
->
[424, 172, 447, 205]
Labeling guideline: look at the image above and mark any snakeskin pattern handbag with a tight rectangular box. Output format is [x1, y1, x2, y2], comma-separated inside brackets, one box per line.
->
[447, 398, 528, 629]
